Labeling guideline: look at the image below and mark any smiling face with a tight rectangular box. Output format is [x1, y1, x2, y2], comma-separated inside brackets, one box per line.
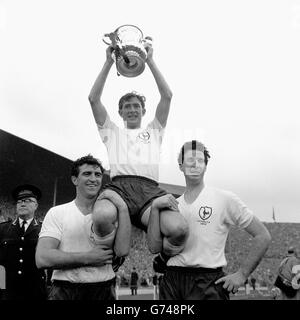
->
[180, 149, 207, 181]
[72, 164, 103, 199]
[118, 96, 145, 129]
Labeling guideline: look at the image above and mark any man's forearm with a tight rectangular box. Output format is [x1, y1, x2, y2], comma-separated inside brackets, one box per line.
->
[147, 205, 163, 254]
[238, 233, 271, 279]
[88, 60, 113, 102]
[36, 249, 89, 270]
[147, 59, 172, 99]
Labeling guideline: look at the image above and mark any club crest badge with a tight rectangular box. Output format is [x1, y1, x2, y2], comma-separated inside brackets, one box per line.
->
[198, 206, 212, 220]
[137, 131, 150, 143]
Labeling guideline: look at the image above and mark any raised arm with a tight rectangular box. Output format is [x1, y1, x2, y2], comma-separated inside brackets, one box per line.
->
[35, 237, 113, 269]
[88, 46, 114, 126]
[146, 45, 173, 128]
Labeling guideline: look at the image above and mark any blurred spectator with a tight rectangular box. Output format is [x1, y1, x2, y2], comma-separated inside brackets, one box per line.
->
[270, 286, 281, 300]
[115, 274, 121, 289]
[153, 273, 158, 298]
[274, 247, 300, 300]
[250, 277, 256, 291]
[130, 267, 139, 295]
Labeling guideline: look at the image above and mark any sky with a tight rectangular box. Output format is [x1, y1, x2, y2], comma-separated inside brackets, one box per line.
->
[1, 0, 300, 222]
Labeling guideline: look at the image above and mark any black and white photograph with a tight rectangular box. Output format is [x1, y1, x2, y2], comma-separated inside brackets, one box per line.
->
[1, 0, 300, 309]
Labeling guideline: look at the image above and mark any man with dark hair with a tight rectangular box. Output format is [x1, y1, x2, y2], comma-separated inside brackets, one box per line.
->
[35, 155, 129, 300]
[88, 42, 188, 269]
[118, 92, 146, 111]
[0, 184, 47, 300]
[70, 154, 105, 177]
[148, 140, 271, 300]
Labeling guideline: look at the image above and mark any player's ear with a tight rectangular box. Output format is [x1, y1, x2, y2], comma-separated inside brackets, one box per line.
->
[71, 176, 78, 186]
[142, 108, 146, 116]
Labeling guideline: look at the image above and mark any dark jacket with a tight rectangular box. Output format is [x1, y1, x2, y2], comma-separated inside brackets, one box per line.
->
[0, 218, 47, 300]
[130, 271, 139, 287]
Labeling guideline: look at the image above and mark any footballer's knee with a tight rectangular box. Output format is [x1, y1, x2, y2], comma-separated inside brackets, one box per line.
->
[162, 212, 189, 243]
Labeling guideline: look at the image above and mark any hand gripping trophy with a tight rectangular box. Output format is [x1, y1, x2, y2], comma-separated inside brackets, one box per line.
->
[103, 25, 152, 77]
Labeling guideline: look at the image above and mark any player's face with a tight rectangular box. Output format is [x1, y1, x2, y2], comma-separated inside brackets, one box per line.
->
[72, 164, 103, 198]
[119, 97, 145, 129]
[181, 149, 206, 179]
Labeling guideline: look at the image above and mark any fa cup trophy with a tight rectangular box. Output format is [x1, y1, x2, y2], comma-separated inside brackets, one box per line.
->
[103, 25, 152, 77]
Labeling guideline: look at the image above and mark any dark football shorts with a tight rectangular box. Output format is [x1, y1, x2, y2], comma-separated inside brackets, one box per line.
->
[159, 266, 230, 300]
[49, 278, 116, 300]
[101, 175, 167, 231]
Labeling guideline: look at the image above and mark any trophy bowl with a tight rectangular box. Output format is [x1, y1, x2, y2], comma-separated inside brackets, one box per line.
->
[103, 25, 151, 77]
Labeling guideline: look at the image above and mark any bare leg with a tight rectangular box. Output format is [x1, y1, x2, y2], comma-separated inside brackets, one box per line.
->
[160, 209, 189, 255]
[93, 189, 131, 257]
[93, 198, 118, 237]
[90, 198, 117, 250]
[142, 206, 188, 256]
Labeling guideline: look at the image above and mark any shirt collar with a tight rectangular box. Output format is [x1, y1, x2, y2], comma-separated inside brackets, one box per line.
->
[19, 217, 33, 227]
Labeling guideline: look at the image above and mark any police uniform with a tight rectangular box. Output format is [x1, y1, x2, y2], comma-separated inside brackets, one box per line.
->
[0, 184, 47, 300]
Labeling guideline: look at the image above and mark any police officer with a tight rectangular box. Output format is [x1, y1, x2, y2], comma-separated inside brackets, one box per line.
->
[0, 184, 47, 300]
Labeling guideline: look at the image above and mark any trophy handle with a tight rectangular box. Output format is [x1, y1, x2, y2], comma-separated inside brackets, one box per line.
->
[102, 32, 117, 46]
[143, 36, 153, 45]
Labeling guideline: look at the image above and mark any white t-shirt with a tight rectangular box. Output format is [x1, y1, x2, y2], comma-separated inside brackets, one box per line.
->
[39, 201, 115, 283]
[97, 116, 164, 181]
[168, 186, 254, 268]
